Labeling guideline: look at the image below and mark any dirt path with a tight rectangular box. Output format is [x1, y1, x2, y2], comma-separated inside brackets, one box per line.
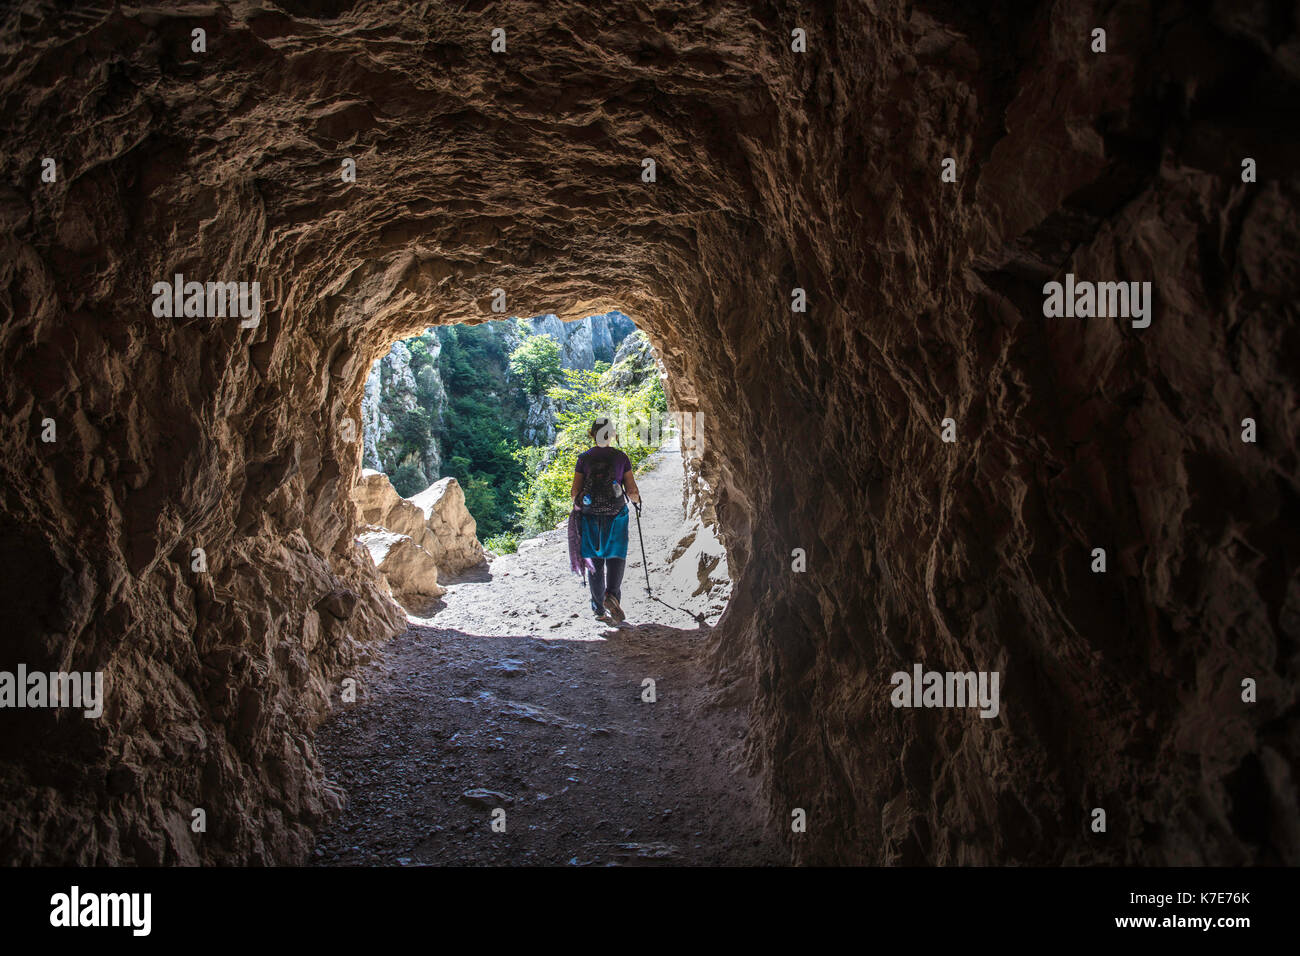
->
[311, 441, 780, 865]
[415, 435, 729, 639]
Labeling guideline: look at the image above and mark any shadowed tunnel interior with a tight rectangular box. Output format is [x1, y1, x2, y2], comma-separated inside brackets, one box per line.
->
[1, 0, 1298, 865]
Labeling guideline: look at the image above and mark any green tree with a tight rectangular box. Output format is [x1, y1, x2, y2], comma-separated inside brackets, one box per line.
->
[509, 333, 562, 396]
[437, 326, 482, 389]
[460, 474, 501, 536]
[512, 361, 668, 537]
[390, 453, 429, 497]
[407, 334, 433, 373]
[415, 365, 441, 405]
[392, 407, 432, 458]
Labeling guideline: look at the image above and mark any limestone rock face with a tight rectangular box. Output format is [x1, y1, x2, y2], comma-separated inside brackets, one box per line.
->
[407, 478, 487, 576]
[606, 332, 660, 391]
[361, 337, 445, 480]
[526, 313, 632, 369]
[354, 470, 433, 544]
[666, 520, 731, 625]
[0, 1, 1297, 866]
[354, 470, 486, 581]
[354, 467, 488, 611]
[357, 530, 446, 611]
[524, 393, 560, 446]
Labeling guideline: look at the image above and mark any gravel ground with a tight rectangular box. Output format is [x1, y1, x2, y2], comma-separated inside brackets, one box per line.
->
[311, 440, 780, 866]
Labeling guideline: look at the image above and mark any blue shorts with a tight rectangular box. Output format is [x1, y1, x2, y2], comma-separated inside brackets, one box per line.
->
[579, 506, 629, 560]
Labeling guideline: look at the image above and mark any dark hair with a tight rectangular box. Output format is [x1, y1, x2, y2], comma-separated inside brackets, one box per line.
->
[589, 417, 613, 442]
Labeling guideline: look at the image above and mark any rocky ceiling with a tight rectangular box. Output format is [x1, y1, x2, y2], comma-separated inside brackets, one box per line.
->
[1, 0, 1297, 864]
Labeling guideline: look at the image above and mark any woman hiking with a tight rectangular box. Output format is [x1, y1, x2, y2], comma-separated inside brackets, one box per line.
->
[568, 417, 641, 622]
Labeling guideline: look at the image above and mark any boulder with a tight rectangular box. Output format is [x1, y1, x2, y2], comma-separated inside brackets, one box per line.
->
[353, 471, 486, 582]
[357, 530, 446, 610]
[354, 469, 433, 545]
[407, 477, 488, 575]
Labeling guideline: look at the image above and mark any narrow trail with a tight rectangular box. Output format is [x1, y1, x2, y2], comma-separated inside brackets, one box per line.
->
[417, 435, 727, 639]
[312, 441, 780, 865]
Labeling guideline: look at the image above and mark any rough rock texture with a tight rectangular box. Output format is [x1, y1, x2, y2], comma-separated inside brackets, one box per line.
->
[527, 311, 635, 368]
[356, 530, 446, 611]
[1, 1, 1297, 865]
[361, 336, 445, 479]
[522, 392, 560, 446]
[408, 478, 488, 575]
[353, 469, 485, 579]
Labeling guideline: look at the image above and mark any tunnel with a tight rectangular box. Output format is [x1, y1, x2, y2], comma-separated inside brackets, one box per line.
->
[1, 0, 1297, 867]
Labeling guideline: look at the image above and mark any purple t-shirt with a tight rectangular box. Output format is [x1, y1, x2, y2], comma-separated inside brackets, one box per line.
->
[575, 446, 632, 484]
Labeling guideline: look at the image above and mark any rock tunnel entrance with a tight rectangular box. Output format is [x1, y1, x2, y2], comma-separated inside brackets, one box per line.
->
[352, 312, 733, 631]
[317, 312, 756, 865]
[2, 2, 1297, 868]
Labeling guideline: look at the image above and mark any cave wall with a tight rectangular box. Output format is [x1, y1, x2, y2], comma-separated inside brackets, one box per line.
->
[1, 0, 1296, 864]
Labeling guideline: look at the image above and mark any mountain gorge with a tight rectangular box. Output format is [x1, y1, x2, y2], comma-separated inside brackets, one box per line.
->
[360, 312, 644, 540]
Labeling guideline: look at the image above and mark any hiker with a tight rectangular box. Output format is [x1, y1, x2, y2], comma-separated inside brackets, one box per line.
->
[568, 417, 641, 622]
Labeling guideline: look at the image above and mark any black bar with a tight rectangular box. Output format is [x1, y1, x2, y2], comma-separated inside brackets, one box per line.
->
[1, 866, 1290, 942]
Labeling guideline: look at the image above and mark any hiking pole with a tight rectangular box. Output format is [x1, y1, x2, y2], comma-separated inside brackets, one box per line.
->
[632, 500, 652, 597]
[630, 499, 708, 626]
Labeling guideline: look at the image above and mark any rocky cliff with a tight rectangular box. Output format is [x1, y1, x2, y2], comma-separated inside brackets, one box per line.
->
[527, 311, 637, 369]
[353, 470, 486, 613]
[0, 0, 1296, 866]
[362, 312, 636, 482]
[361, 337, 445, 481]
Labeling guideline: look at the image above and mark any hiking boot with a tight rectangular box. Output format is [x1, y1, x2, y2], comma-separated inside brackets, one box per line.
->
[603, 593, 625, 623]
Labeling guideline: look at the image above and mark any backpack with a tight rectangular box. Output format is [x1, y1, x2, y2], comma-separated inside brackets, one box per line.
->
[581, 453, 625, 515]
